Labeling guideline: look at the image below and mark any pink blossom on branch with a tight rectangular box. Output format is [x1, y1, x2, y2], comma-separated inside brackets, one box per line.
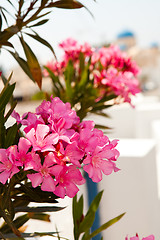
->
[9, 97, 120, 198]
[125, 235, 155, 240]
[0, 149, 20, 184]
[44, 38, 141, 107]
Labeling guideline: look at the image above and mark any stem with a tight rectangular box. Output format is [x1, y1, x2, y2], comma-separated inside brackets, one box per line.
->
[0, 207, 21, 237]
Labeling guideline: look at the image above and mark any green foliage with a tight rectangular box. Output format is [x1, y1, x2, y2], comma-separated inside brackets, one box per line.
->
[44, 53, 116, 125]
[72, 191, 125, 240]
[0, 75, 65, 238]
[0, 0, 91, 88]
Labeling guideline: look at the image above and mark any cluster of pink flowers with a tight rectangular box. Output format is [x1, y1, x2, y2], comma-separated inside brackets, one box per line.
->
[44, 38, 140, 105]
[126, 234, 155, 240]
[0, 97, 119, 198]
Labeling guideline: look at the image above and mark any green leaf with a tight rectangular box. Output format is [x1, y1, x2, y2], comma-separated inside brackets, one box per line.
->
[5, 123, 18, 148]
[29, 19, 49, 27]
[0, 207, 21, 237]
[94, 124, 112, 130]
[64, 60, 74, 101]
[0, 72, 13, 94]
[0, 83, 15, 113]
[43, 66, 62, 97]
[79, 191, 103, 234]
[28, 212, 50, 222]
[19, 36, 42, 89]
[73, 195, 84, 239]
[32, 11, 51, 21]
[0, 110, 6, 148]
[4, 100, 17, 122]
[8, 50, 34, 81]
[85, 213, 126, 240]
[77, 62, 90, 91]
[1, 41, 14, 48]
[15, 206, 65, 213]
[0, 214, 29, 234]
[18, 184, 59, 203]
[26, 31, 56, 57]
[0, 13, 2, 32]
[47, 0, 84, 9]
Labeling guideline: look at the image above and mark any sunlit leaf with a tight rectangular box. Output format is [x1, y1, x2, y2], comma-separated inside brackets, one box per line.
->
[19, 36, 42, 88]
[8, 50, 35, 81]
[85, 213, 126, 240]
[79, 191, 103, 234]
[47, 0, 84, 9]
[26, 31, 56, 57]
[28, 212, 50, 222]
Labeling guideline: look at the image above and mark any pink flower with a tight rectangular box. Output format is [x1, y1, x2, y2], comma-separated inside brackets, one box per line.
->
[125, 235, 155, 240]
[55, 142, 84, 167]
[26, 124, 59, 152]
[36, 96, 80, 130]
[9, 137, 34, 170]
[27, 153, 63, 192]
[53, 165, 85, 198]
[83, 145, 119, 182]
[0, 149, 19, 184]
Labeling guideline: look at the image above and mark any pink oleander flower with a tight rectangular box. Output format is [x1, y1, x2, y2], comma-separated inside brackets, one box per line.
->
[36, 96, 80, 129]
[125, 234, 155, 240]
[10, 97, 120, 198]
[55, 141, 84, 167]
[98, 67, 140, 105]
[8, 137, 34, 170]
[0, 149, 19, 184]
[53, 165, 85, 198]
[26, 124, 59, 152]
[27, 153, 63, 192]
[43, 60, 65, 77]
[83, 144, 119, 182]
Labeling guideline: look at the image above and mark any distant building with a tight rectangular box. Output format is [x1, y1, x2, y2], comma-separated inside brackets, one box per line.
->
[115, 30, 136, 50]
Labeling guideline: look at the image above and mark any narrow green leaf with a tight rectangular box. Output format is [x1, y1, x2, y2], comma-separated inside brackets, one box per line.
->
[4, 100, 17, 122]
[73, 195, 84, 239]
[55, 225, 61, 240]
[79, 191, 103, 234]
[0, 208, 21, 237]
[1, 41, 14, 48]
[94, 124, 112, 130]
[90, 111, 111, 118]
[0, 72, 13, 94]
[0, 14, 2, 31]
[28, 212, 50, 222]
[0, 110, 5, 148]
[8, 50, 34, 81]
[0, 214, 29, 234]
[19, 36, 42, 88]
[78, 62, 90, 91]
[19, 184, 43, 203]
[85, 213, 126, 240]
[5, 123, 18, 148]
[43, 66, 63, 96]
[0, 83, 15, 113]
[47, 0, 84, 9]
[29, 19, 49, 27]
[64, 60, 74, 100]
[15, 206, 65, 213]
[32, 11, 51, 21]
[26, 32, 56, 56]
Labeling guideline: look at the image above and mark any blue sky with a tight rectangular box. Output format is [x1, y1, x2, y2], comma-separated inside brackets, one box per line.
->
[1, 0, 160, 71]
